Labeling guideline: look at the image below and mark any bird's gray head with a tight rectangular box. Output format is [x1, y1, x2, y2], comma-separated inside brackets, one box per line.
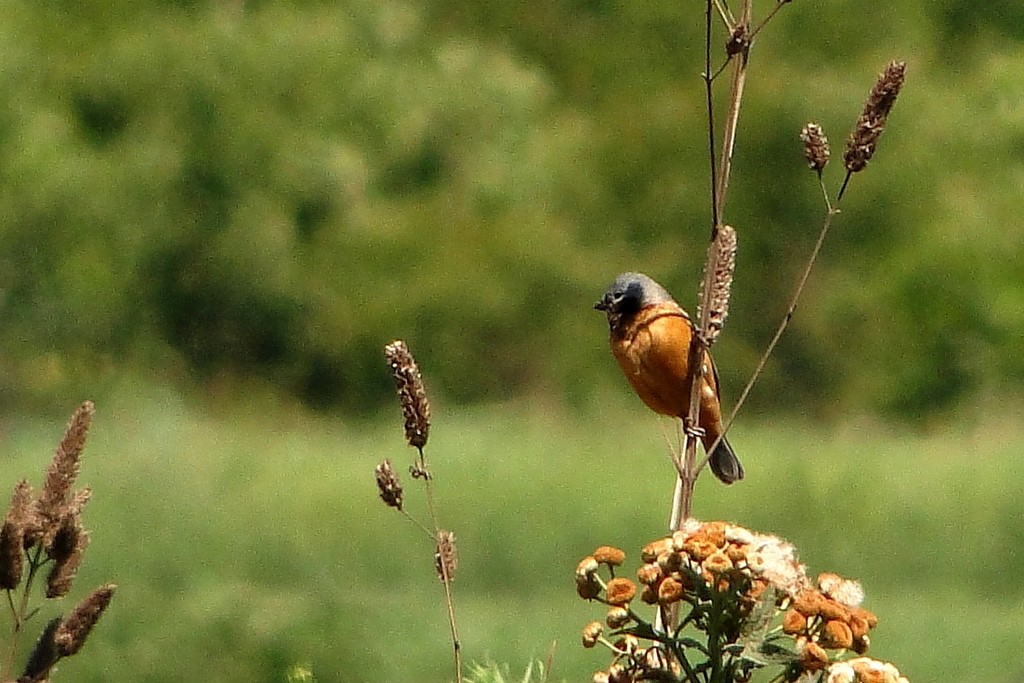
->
[594, 272, 674, 323]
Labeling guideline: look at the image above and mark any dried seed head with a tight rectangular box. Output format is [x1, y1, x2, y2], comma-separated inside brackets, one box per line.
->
[844, 61, 906, 173]
[53, 583, 116, 657]
[384, 341, 431, 451]
[373, 460, 404, 510]
[725, 24, 749, 57]
[46, 521, 90, 598]
[39, 402, 94, 533]
[697, 225, 737, 346]
[21, 616, 62, 681]
[434, 530, 457, 582]
[0, 522, 22, 590]
[800, 123, 830, 172]
[0, 481, 35, 590]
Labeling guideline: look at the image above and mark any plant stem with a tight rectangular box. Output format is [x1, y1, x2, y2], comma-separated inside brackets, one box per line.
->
[418, 450, 462, 683]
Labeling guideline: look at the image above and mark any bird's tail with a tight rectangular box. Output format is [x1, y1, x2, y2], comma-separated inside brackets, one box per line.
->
[708, 437, 744, 484]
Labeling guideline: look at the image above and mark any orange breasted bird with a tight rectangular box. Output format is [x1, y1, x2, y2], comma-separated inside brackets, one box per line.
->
[595, 272, 744, 484]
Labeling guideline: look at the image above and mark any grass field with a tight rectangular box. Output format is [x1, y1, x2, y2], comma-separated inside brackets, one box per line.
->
[1, 386, 1022, 682]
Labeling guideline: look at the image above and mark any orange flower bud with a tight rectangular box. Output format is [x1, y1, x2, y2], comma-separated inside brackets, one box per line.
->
[594, 546, 626, 567]
[605, 578, 637, 606]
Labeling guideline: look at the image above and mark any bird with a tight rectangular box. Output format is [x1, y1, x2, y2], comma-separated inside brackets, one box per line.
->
[594, 272, 743, 484]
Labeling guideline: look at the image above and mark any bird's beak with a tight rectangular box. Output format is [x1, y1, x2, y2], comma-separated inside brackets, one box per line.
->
[594, 299, 608, 311]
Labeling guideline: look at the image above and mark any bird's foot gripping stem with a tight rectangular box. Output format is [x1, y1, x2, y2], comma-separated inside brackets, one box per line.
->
[682, 418, 706, 442]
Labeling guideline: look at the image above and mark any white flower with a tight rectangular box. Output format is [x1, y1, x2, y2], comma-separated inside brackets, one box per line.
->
[745, 533, 811, 597]
[818, 572, 865, 607]
[725, 525, 755, 545]
[826, 662, 855, 683]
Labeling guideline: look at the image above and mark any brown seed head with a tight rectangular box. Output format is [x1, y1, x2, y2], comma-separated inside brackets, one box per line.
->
[434, 530, 457, 582]
[0, 521, 22, 590]
[844, 61, 906, 173]
[384, 341, 431, 450]
[698, 226, 737, 346]
[0, 481, 34, 590]
[604, 578, 636, 606]
[53, 583, 116, 657]
[374, 459, 404, 510]
[21, 616, 62, 681]
[725, 24, 749, 57]
[800, 123, 830, 172]
[46, 522, 90, 598]
[38, 402, 94, 531]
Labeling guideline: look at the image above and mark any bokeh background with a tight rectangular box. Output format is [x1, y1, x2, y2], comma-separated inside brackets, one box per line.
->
[0, 1, 1022, 681]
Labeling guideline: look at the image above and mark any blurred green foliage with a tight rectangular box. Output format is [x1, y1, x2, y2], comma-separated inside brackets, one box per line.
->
[0, 1, 1021, 419]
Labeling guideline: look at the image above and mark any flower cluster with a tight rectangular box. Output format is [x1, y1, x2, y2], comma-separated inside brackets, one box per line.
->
[784, 572, 879, 672]
[575, 521, 900, 683]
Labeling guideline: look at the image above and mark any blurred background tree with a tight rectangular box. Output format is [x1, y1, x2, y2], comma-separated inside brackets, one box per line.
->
[0, 0, 1021, 422]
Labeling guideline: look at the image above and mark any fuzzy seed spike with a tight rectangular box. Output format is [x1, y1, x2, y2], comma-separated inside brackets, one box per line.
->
[39, 402, 94, 531]
[53, 583, 116, 657]
[384, 341, 431, 451]
[698, 225, 738, 346]
[844, 61, 906, 173]
[434, 530, 457, 582]
[800, 123, 830, 172]
[21, 616, 62, 681]
[374, 459, 404, 510]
